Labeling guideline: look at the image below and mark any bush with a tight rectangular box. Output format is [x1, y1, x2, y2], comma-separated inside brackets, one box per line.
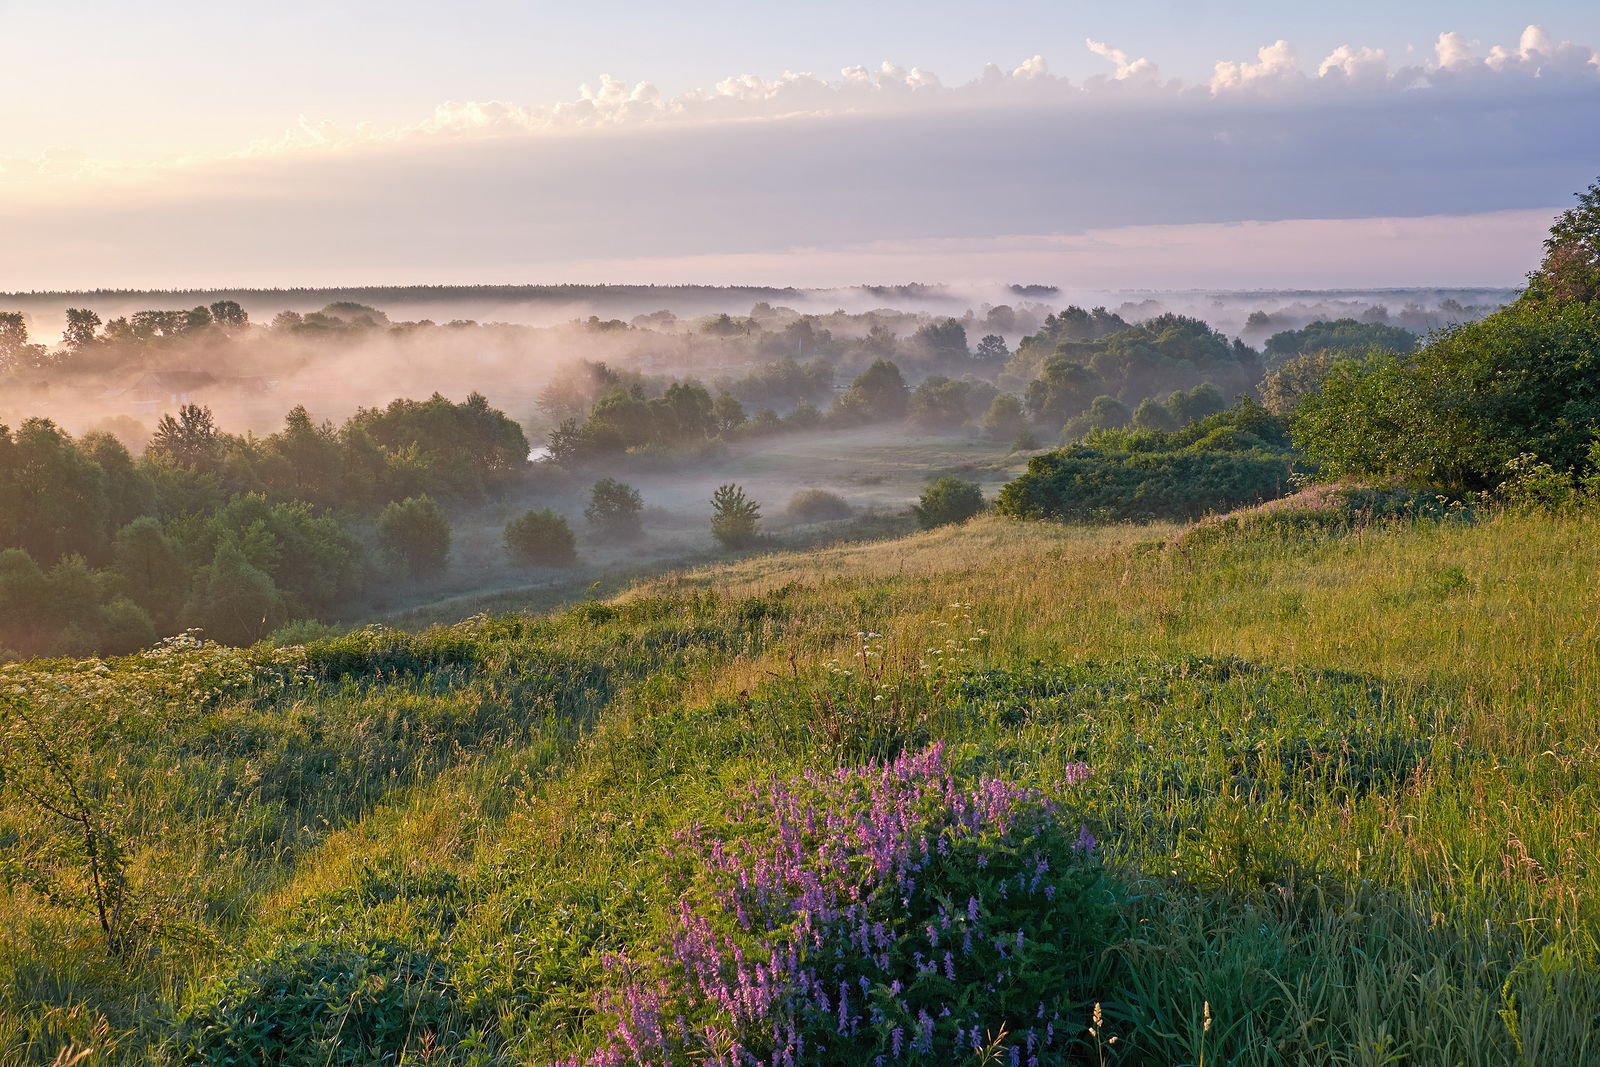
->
[913, 476, 984, 528]
[786, 488, 854, 522]
[710, 483, 761, 547]
[504, 509, 578, 566]
[376, 495, 450, 577]
[170, 939, 458, 1066]
[584, 477, 644, 540]
[997, 448, 1296, 523]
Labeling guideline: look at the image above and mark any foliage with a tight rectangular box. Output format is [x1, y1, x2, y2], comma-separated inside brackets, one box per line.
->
[377, 495, 450, 577]
[585, 478, 645, 541]
[575, 746, 1111, 1065]
[913, 477, 985, 529]
[505, 509, 579, 566]
[786, 488, 854, 523]
[998, 407, 1298, 523]
[1525, 174, 1600, 305]
[1262, 318, 1416, 364]
[833, 360, 910, 423]
[710, 484, 762, 547]
[170, 939, 457, 1065]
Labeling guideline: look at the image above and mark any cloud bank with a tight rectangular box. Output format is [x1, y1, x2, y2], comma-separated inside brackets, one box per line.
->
[2, 26, 1596, 289]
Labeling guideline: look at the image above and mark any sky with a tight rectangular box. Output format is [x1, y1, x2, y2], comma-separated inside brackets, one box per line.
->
[3, 1, 1599, 290]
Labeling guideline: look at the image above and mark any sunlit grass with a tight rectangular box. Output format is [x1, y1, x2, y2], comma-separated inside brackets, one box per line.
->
[5, 507, 1600, 1063]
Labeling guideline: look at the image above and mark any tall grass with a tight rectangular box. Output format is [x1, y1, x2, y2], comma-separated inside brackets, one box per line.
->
[4, 509, 1600, 1063]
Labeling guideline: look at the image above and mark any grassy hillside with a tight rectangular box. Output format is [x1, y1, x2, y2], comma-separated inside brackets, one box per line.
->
[4, 507, 1600, 1065]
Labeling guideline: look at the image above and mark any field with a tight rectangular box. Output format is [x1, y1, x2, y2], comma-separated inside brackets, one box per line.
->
[4, 505, 1600, 1065]
[362, 427, 1033, 629]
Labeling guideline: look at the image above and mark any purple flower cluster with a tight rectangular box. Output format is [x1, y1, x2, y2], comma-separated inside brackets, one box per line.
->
[567, 745, 1097, 1066]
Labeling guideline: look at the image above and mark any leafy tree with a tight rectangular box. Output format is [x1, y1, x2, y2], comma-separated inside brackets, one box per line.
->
[377, 495, 450, 577]
[910, 318, 969, 361]
[148, 404, 225, 474]
[1063, 395, 1131, 440]
[710, 484, 761, 548]
[1166, 383, 1228, 425]
[0, 548, 49, 655]
[504, 510, 578, 566]
[208, 300, 249, 328]
[981, 394, 1027, 442]
[833, 360, 909, 423]
[1526, 175, 1600, 305]
[188, 540, 283, 645]
[907, 376, 974, 430]
[62, 308, 101, 348]
[585, 478, 644, 540]
[1261, 349, 1351, 416]
[712, 391, 747, 435]
[1131, 397, 1178, 432]
[1024, 358, 1102, 427]
[914, 477, 984, 529]
[111, 518, 187, 632]
[974, 334, 1010, 363]
[2, 418, 110, 564]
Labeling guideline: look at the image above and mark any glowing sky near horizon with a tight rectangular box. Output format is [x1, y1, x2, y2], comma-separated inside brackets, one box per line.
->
[3, 1, 1599, 290]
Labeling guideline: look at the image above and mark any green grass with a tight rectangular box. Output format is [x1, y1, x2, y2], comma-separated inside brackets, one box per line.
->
[4, 507, 1600, 1064]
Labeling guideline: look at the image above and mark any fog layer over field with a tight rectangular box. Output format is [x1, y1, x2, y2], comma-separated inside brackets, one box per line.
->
[2, 282, 1508, 441]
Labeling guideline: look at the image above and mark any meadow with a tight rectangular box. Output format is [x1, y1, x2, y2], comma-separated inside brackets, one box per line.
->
[3, 503, 1599, 1065]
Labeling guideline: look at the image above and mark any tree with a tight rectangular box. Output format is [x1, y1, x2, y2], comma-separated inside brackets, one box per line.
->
[1526, 175, 1600, 305]
[377, 495, 450, 577]
[907, 376, 973, 430]
[712, 391, 748, 435]
[981, 394, 1027, 442]
[710, 484, 761, 547]
[189, 540, 283, 645]
[833, 360, 909, 423]
[1131, 397, 1179, 432]
[914, 477, 984, 529]
[585, 478, 644, 540]
[910, 318, 969, 362]
[62, 308, 101, 348]
[504, 509, 577, 566]
[1024, 358, 1102, 427]
[111, 518, 186, 632]
[148, 404, 225, 473]
[974, 334, 1010, 363]
[208, 300, 248, 328]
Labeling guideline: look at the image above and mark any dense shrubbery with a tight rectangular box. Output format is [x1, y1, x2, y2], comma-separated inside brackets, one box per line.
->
[786, 488, 854, 522]
[1290, 177, 1600, 491]
[710, 483, 762, 547]
[998, 402, 1300, 523]
[377, 495, 451, 577]
[914, 477, 985, 529]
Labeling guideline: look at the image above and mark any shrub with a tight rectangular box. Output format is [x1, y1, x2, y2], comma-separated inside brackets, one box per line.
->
[786, 488, 854, 523]
[505, 509, 578, 566]
[579, 746, 1113, 1065]
[376, 495, 450, 577]
[584, 478, 644, 540]
[997, 448, 1296, 524]
[710, 483, 761, 547]
[913, 476, 984, 529]
[170, 939, 457, 1066]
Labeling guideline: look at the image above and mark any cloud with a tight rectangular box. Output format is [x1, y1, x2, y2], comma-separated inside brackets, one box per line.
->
[2, 26, 1596, 289]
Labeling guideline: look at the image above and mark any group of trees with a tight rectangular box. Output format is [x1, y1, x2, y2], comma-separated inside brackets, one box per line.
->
[1289, 177, 1600, 491]
[0, 393, 530, 658]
